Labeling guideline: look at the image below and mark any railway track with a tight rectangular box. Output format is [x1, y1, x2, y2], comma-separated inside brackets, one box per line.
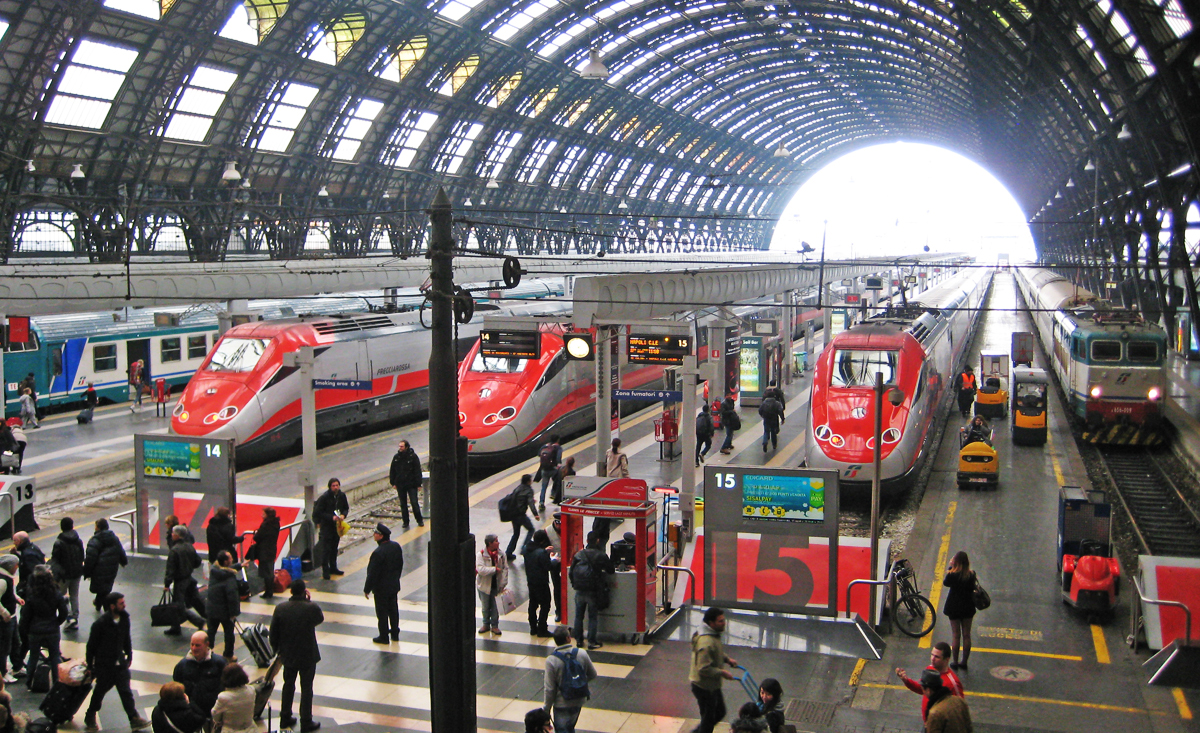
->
[1098, 449, 1200, 557]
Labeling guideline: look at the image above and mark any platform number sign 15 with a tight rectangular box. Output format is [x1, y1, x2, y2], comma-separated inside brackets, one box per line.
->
[712, 473, 738, 489]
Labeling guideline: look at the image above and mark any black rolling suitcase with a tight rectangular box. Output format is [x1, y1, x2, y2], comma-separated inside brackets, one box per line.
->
[40, 680, 93, 725]
[77, 407, 93, 424]
[237, 620, 274, 668]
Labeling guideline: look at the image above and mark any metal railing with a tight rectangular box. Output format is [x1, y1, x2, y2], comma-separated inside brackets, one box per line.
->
[1131, 576, 1193, 650]
[110, 509, 136, 553]
[656, 562, 696, 610]
[844, 564, 901, 623]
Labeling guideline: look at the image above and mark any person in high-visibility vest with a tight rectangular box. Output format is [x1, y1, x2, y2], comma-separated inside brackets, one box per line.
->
[951, 365, 977, 419]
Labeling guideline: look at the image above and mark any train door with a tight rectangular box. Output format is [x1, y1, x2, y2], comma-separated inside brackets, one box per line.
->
[127, 339, 150, 383]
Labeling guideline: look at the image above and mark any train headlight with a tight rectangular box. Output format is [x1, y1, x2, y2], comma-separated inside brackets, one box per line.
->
[1148, 386, 1161, 401]
[218, 406, 239, 420]
[203, 413, 219, 425]
[1089, 385, 1102, 399]
[172, 402, 186, 417]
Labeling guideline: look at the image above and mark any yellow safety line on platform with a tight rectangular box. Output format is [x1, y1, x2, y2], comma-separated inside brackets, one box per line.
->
[848, 658, 866, 687]
[972, 647, 1082, 661]
[920, 501, 957, 649]
[1173, 688, 1193, 720]
[860, 683, 1161, 715]
[1046, 428, 1065, 487]
[1090, 624, 1110, 664]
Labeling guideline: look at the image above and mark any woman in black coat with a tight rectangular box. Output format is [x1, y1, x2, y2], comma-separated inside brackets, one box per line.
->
[205, 551, 242, 661]
[20, 567, 68, 681]
[251, 508, 281, 599]
[942, 550, 978, 671]
[83, 518, 128, 611]
[206, 507, 243, 563]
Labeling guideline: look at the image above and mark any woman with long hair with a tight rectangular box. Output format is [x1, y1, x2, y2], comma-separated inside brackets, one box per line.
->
[206, 551, 242, 661]
[19, 566, 68, 683]
[942, 551, 977, 671]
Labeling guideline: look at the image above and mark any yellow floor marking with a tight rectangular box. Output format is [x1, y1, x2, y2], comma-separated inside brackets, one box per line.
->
[1173, 688, 1192, 720]
[849, 658, 866, 686]
[920, 501, 956, 649]
[861, 683, 1161, 715]
[1046, 428, 1065, 487]
[1090, 624, 1110, 664]
[972, 647, 1082, 661]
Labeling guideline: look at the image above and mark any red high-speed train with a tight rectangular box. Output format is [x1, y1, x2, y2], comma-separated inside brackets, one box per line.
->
[802, 269, 991, 496]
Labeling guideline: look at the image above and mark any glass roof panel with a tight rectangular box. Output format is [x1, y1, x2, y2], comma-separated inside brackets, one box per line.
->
[104, 0, 159, 19]
[44, 39, 139, 130]
[219, 4, 259, 44]
[438, 0, 486, 22]
[493, 0, 557, 41]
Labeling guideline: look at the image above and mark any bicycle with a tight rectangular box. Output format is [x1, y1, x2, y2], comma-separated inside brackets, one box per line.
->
[889, 558, 936, 638]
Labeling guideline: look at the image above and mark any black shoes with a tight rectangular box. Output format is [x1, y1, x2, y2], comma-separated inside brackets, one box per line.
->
[280, 716, 297, 729]
[587, 641, 603, 650]
[329, 569, 345, 576]
[372, 635, 389, 644]
[536, 629, 555, 638]
[164, 628, 182, 636]
[390, 631, 400, 641]
[300, 722, 321, 733]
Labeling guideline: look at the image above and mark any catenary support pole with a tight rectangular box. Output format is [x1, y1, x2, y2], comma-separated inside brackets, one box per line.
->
[870, 371, 883, 628]
[426, 188, 476, 732]
[680, 354, 698, 536]
[595, 326, 613, 476]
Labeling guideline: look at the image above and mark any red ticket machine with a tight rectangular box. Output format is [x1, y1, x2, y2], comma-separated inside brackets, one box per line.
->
[559, 476, 658, 643]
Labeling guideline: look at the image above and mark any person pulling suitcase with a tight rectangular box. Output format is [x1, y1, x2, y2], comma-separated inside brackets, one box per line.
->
[81, 592, 150, 731]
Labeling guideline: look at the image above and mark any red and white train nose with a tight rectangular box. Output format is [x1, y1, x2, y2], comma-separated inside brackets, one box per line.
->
[172, 376, 263, 443]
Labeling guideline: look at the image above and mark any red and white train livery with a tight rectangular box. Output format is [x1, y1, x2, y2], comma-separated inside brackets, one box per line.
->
[803, 269, 991, 496]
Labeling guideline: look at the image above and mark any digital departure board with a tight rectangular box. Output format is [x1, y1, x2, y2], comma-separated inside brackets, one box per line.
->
[479, 329, 540, 359]
[627, 334, 692, 365]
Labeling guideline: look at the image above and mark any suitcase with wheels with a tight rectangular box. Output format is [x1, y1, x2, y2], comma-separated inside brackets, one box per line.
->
[273, 568, 292, 594]
[237, 619, 274, 667]
[40, 679, 93, 724]
[28, 659, 54, 693]
[252, 657, 282, 720]
[77, 407, 93, 424]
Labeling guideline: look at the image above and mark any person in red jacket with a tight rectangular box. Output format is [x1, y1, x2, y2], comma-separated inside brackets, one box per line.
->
[895, 641, 963, 720]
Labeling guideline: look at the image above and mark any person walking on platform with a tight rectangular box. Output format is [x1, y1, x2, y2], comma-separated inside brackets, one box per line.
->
[897, 641, 963, 721]
[523, 530, 556, 638]
[205, 507, 243, 563]
[163, 526, 207, 636]
[505, 475, 541, 561]
[719, 396, 739, 454]
[206, 552, 242, 662]
[920, 669, 973, 733]
[543, 627, 597, 733]
[942, 551, 978, 672]
[12, 531, 44, 667]
[128, 359, 145, 411]
[363, 523, 404, 643]
[758, 393, 784, 453]
[269, 580, 324, 733]
[172, 631, 226, 717]
[18, 375, 37, 414]
[17, 389, 38, 430]
[85, 592, 151, 732]
[765, 380, 786, 412]
[476, 534, 508, 635]
[547, 514, 565, 623]
[689, 606, 739, 733]
[605, 438, 629, 478]
[83, 518, 127, 612]
[536, 435, 562, 511]
[20, 566, 68, 683]
[251, 508, 280, 599]
[313, 478, 349, 580]
[952, 365, 977, 419]
[51, 517, 85, 631]
[695, 407, 714, 466]
[388, 441, 424, 529]
[0, 556, 20, 683]
[552, 456, 575, 505]
[570, 532, 614, 651]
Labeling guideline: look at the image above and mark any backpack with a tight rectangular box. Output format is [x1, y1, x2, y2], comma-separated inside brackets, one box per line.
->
[696, 411, 713, 436]
[553, 648, 590, 701]
[570, 550, 602, 592]
[725, 410, 741, 431]
[539, 443, 558, 471]
[498, 490, 519, 522]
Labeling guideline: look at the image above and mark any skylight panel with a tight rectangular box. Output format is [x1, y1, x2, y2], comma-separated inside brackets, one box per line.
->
[104, 0, 159, 19]
[438, 55, 479, 97]
[578, 152, 611, 192]
[627, 163, 654, 198]
[0, 19, 9, 42]
[666, 171, 689, 203]
[163, 64, 238, 142]
[536, 18, 594, 58]
[383, 111, 439, 168]
[480, 131, 524, 179]
[377, 37, 427, 83]
[1157, 0, 1190, 37]
[331, 98, 384, 161]
[44, 39, 139, 129]
[493, 0, 557, 41]
[254, 81, 318, 152]
[548, 145, 585, 188]
[433, 121, 484, 175]
[219, 4, 260, 44]
[306, 28, 337, 65]
[438, 0, 486, 22]
[604, 158, 632, 195]
[608, 50, 656, 86]
[515, 139, 558, 184]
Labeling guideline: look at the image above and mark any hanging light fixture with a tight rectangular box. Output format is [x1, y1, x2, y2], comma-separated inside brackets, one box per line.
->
[382, 190, 390, 199]
[617, 198, 628, 209]
[318, 185, 329, 197]
[1054, 190, 1062, 199]
[464, 197, 473, 207]
[580, 48, 610, 80]
[1084, 159, 1096, 171]
[24, 160, 35, 173]
[221, 161, 242, 182]
[1117, 123, 1132, 141]
[773, 142, 791, 158]
[241, 178, 251, 189]
[1066, 178, 1075, 188]
[70, 164, 86, 180]
[486, 178, 500, 189]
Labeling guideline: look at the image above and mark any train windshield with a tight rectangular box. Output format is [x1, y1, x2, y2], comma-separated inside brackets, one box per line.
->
[1015, 382, 1046, 408]
[831, 349, 899, 387]
[470, 353, 528, 373]
[205, 338, 270, 373]
[1128, 341, 1159, 362]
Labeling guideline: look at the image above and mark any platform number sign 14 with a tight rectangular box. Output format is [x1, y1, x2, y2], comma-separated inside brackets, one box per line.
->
[206, 444, 221, 457]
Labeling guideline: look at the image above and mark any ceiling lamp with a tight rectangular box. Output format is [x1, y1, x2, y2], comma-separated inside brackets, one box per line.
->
[221, 161, 241, 182]
[241, 178, 251, 189]
[1117, 123, 1132, 140]
[1054, 190, 1062, 199]
[773, 142, 791, 158]
[382, 190, 390, 199]
[580, 48, 610, 81]
[1065, 178, 1074, 188]
[24, 160, 35, 173]
[70, 164, 86, 180]
[464, 197, 473, 207]
[485, 178, 500, 189]
[1084, 159, 1096, 171]
[617, 198, 628, 209]
[317, 185, 329, 197]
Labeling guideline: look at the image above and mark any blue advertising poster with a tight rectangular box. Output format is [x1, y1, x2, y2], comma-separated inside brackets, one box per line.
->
[741, 473, 825, 523]
[143, 440, 202, 480]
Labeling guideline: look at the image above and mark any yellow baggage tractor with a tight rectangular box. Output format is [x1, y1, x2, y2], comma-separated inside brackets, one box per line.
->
[957, 416, 999, 490]
[1012, 367, 1049, 445]
[973, 352, 1009, 419]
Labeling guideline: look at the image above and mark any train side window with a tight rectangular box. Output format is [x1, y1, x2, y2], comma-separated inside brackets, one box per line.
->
[161, 338, 182, 363]
[1091, 340, 1121, 361]
[93, 344, 117, 372]
[187, 335, 208, 359]
[51, 347, 63, 376]
[1127, 341, 1158, 362]
[537, 351, 567, 389]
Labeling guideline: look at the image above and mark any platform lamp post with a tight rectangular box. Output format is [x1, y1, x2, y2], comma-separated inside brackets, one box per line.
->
[870, 371, 904, 626]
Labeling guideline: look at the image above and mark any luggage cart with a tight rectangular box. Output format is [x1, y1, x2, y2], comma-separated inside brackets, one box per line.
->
[733, 664, 760, 705]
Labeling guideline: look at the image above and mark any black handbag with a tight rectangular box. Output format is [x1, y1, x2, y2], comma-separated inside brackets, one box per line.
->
[972, 574, 991, 611]
[150, 589, 186, 627]
[245, 543, 259, 562]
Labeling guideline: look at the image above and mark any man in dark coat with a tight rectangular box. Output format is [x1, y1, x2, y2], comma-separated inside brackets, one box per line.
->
[84, 593, 150, 732]
[83, 518, 128, 611]
[522, 530, 556, 638]
[388, 441, 424, 529]
[270, 580, 325, 732]
[505, 474, 540, 561]
[171, 631, 227, 716]
[12, 531, 44, 599]
[312, 478, 349, 580]
[205, 507, 243, 563]
[252, 508, 281, 599]
[163, 526, 206, 636]
[718, 397, 738, 454]
[363, 523, 404, 643]
[758, 394, 784, 452]
[50, 517, 85, 630]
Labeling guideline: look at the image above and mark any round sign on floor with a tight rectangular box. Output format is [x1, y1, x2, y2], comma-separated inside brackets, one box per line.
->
[990, 665, 1034, 682]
